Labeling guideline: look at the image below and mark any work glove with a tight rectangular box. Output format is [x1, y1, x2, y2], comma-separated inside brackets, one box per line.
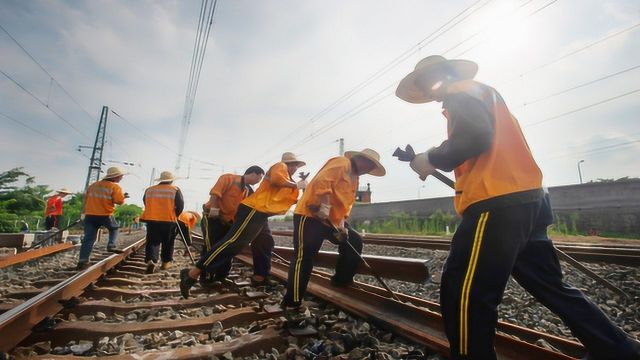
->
[315, 203, 331, 220]
[80, 213, 86, 221]
[296, 179, 308, 190]
[208, 207, 220, 219]
[410, 150, 436, 181]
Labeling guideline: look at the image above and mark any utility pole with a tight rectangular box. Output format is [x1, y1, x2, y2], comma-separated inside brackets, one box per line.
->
[149, 168, 156, 187]
[577, 160, 585, 184]
[338, 138, 344, 156]
[84, 106, 108, 192]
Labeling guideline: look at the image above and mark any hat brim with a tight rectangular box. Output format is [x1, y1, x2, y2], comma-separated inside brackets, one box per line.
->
[103, 172, 127, 180]
[56, 190, 72, 194]
[283, 160, 306, 167]
[155, 177, 176, 182]
[396, 59, 478, 104]
[344, 151, 386, 177]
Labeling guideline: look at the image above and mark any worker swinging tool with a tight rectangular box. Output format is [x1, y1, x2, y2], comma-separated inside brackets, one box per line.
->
[393, 143, 629, 299]
[280, 148, 393, 322]
[393, 54, 639, 359]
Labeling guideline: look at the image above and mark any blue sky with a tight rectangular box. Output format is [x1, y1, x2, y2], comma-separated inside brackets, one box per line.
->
[1, 0, 639, 210]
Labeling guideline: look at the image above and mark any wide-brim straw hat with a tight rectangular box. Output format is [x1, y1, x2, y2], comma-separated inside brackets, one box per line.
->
[396, 55, 478, 104]
[103, 166, 127, 180]
[281, 152, 306, 167]
[155, 171, 176, 183]
[344, 148, 386, 176]
[56, 187, 72, 194]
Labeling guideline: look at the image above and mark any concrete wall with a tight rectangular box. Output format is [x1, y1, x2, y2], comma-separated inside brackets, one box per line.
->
[349, 180, 640, 237]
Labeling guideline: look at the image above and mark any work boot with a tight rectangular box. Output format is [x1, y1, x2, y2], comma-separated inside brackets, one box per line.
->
[330, 277, 353, 288]
[160, 261, 173, 270]
[251, 275, 269, 287]
[146, 261, 157, 274]
[180, 269, 197, 299]
[106, 245, 119, 253]
[76, 262, 89, 270]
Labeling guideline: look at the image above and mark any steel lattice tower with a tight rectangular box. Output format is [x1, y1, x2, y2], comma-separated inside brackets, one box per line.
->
[84, 106, 108, 191]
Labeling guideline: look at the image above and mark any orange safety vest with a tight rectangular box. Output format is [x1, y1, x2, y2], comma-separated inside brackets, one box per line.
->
[45, 195, 63, 216]
[141, 184, 179, 222]
[84, 180, 125, 216]
[241, 162, 299, 215]
[208, 174, 249, 223]
[295, 157, 358, 227]
[446, 80, 542, 214]
[178, 212, 198, 229]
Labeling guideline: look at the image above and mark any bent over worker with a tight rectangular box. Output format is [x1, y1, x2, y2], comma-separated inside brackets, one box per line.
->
[180, 152, 307, 298]
[44, 188, 72, 230]
[395, 55, 640, 360]
[281, 148, 385, 311]
[200, 166, 265, 286]
[77, 167, 127, 270]
[140, 171, 184, 273]
[177, 210, 201, 246]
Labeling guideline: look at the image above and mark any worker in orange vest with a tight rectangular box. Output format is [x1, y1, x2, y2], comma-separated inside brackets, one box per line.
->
[395, 55, 640, 360]
[281, 148, 386, 312]
[176, 210, 201, 246]
[200, 165, 265, 287]
[180, 152, 307, 298]
[78, 167, 128, 269]
[44, 188, 72, 230]
[140, 171, 184, 273]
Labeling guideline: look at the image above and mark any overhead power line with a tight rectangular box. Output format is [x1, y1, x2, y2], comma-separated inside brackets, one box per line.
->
[257, 0, 496, 162]
[176, 0, 219, 173]
[0, 68, 91, 139]
[0, 22, 135, 159]
[523, 88, 640, 128]
[0, 110, 70, 148]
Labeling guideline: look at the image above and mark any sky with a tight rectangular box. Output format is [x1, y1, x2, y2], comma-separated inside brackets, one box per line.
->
[0, 0, 639, 211]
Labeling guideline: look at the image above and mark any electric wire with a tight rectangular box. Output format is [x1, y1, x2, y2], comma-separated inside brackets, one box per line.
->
[0, 68, 91, 139]
[257, 0, 495, 162]
[176, 0, 219, 172]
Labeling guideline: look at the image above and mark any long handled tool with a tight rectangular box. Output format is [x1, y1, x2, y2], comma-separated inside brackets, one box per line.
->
[175, 219, 196, 265]
[30, 219, 81, 249]
[392, 144, 630, 298]
[326, 221, 401, 301]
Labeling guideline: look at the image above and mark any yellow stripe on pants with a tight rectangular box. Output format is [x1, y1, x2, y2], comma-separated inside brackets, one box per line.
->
[293, 216, 307, 303]
[203, 209, 256, 266]
[203, 216, 211, 252]
[459, 212, 489, 355]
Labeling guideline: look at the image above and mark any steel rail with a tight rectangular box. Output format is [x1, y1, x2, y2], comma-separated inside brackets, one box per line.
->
[0, 242, 75, 269]
[0, 237, 146, 352]
[235, 252, 580, 360]
[271, 230, 640, 266]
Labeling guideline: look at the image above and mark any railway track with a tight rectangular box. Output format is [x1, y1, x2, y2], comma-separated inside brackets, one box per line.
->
[0, 233, 591, 359]
[271, 230, 640, 266]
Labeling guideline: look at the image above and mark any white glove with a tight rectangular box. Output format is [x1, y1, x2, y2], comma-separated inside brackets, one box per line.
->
[208, 207, 220, 218]
[315, 203, 331, 220]
[296, 179, 308, 189]
[80, 213, 86, 221]
[410, 150, 436, 181]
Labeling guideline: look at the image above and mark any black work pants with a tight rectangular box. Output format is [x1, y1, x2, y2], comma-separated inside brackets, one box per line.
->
[441, 198, 639, 359]
[176, 221, 192, 246]
[251, 223, 274, 277]
[144, 221, 176, 263]
[196, 204, 269, 273]
[199, 215, 233, 281]
[282, 215, 363, 307]
[45, 215, 61, 230]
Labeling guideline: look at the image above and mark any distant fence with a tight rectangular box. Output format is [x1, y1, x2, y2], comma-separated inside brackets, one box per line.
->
[349, 180, 640, 237]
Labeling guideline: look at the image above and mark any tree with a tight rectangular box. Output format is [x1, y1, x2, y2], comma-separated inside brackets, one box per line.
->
[0, 168, 51, 232]
[114, 204, 143, 227]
